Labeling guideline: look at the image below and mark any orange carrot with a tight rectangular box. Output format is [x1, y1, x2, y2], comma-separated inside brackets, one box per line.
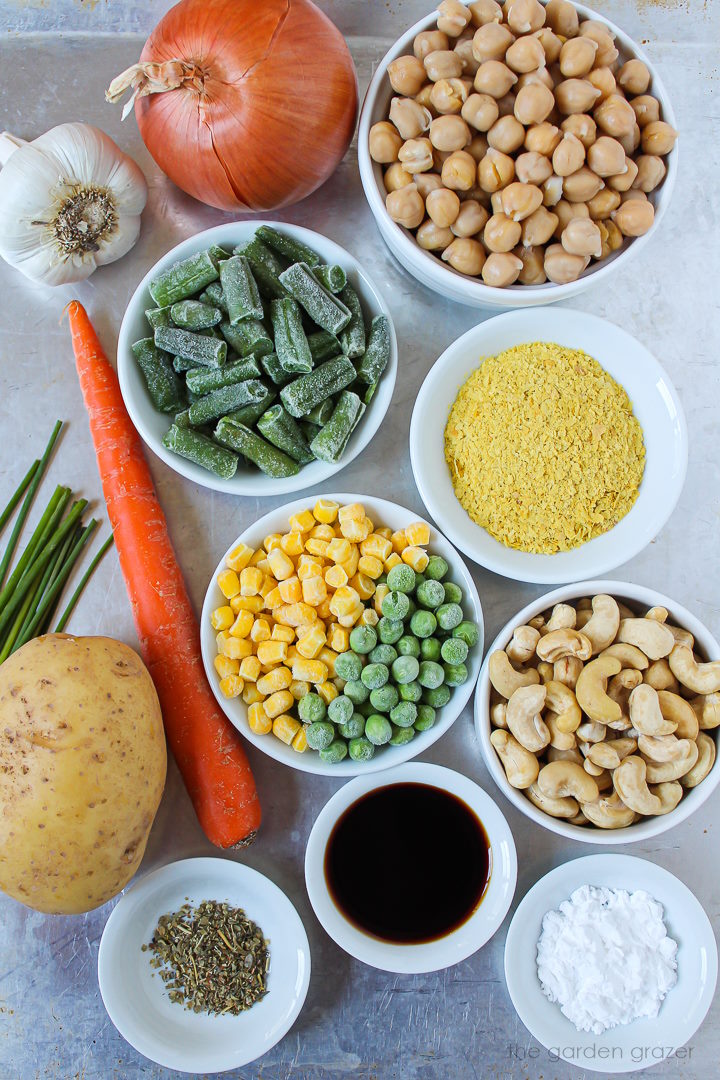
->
[66, 301, 261, 848]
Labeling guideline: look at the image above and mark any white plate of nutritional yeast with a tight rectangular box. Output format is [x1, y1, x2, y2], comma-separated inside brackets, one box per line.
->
[504, 854, 717, 1075]
[410, 308, 688, 584]
[98, 858, 311, 1074]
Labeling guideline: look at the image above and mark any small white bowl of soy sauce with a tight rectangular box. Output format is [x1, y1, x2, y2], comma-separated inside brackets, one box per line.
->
[304, 762, 517, 974]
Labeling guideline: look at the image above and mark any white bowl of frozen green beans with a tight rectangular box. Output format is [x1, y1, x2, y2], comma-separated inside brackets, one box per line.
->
[117, 222, 398, 494]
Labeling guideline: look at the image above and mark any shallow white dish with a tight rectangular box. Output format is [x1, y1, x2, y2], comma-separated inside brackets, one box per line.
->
[475, 579, 720, 844]
[305, 762, 517, 973]
[201, 493, 484, 776]
[98, 857, 310, 1074]
[504, 853, 717, 1074]
[410, 308, 687, 583]
[357, 1, 678, 311]
[117, 221, 397, 495]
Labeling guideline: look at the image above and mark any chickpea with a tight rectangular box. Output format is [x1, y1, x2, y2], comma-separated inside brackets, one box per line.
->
[559, 37, 598, 79]
[416, 218, 455, 250]
[515, 244, 547, 284]
[587, 135, 626, 178]
[441, 149, 478, 190]
[545, 0, 579, 39]
[478, 147, 516, 191]
[426, 186, 462, 227]
[414, 171, 445, 198]
[442, 236, 486, 274]
[484, 212, 523, 251]
[461, 185, 492, 205]
[616, 59, 650, 97]
[563, 166, 604, 202]
[501, 181, 543, 221]
[468, 0, 503, 27]
[587, 187, 621, 220]
[618, 123, 641, 156]
[467, 133, 490, 162]
[611, 198, 655, 237]
[398, 137, 434, 173]
[490, 190, 505, 214]
[369, 121, 403, 164]
[621, 188, 648, 203]
[521, 204, 559, 245]
[561, 113, 597, 149]
[462, 92, 500, 131]
[488, 115, 525, 154]
[386, 185, 425, 229]
[415, 84, 438, 113]
[474, 60, 518, 98]
[542, 173, 564, 206]
[414, 29, 450, 60]
[471, 22, 514, 63]
[516, 66, 555, 91]
[388, 55, 427, 97]
[506, 36, 546, 74]
[390, 97, 432, 140]
[607, 156, 639, 192]
[641, 120, 678, 156]
[429, 113, 472, 152]
[544, 243, 589, 283]
[433, 147, 454, 169]
[633, 154, 666, 193]
[514, 82, 555, 125]
[384, 161, 414, 192]
[431, 78, 469, 114]
[535, 27, 563, 65]
[587, 66, 616, 102]
[554, 198, 589, 236]
[496, 92, 518, 118]
[515, 150, 553, 185]
[597, 218, 623, 258]
[578, 23, 618, 67]
[595, 94, 636, 138]
[482, 250, 523, 286]
[525, 121, 561, 156]
[505, 0, 546, 35]
[451, 199, 490, 236]
[561, 217, 602, 257]
[424, 49, 464, 82]
[630, 94, 661, 129]
[454, 38, 482, 76]
[437, 0, 472, 37]
[555, 79, 602, 116]
[552, 132, 586, 177]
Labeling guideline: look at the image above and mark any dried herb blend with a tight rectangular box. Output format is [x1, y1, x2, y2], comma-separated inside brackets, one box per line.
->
[142, 899, 270, 1014]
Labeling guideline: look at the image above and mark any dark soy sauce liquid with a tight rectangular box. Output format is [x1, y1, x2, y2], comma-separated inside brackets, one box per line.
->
[324, 782, 492, 944]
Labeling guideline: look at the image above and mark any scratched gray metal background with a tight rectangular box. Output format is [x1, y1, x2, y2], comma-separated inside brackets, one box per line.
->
[0, 1, 718, 1078]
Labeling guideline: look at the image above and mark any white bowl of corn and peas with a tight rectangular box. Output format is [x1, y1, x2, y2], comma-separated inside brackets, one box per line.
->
[200, 494, 484, 776]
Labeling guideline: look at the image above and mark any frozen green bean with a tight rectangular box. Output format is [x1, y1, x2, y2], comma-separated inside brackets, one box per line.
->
[309, 391, 365, 464]
[199, 282, 228, 314]
[185, 357, 261, 395]
[149, 250, 219, 307]
[226, 385, 277, 429]
[220, 319, 273, 358]
[256, 225, 321, 267]
[278, 262, 351, 334]
[131, 338, 185, 414]
[338, 284, 366, 359]
[280, 355, 356, 418]
[233, 237, 288, 300]
[271, 298, 312, 374]
[214, 418, 300, 478]
[209, 244, 231, 264]
[357, 314, 391, 385]
[155, 326, 227, 368]
[162, 424, 238, 479]
[305, 398, 335, 426]
[260, 352, 294, 387]
[170, 299, 222, 330]
[307, 330, 341, 364]
[220, 255, 263, 324]
[145, 304, 173, 330]
[257, 405, 314, 465]
[313, 264, 347, 294]
[188, 380, 267, 427]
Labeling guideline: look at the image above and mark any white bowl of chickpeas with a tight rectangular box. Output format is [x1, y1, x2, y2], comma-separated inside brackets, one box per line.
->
[358, 0, 678, 307]
[475, 581, 720, 843]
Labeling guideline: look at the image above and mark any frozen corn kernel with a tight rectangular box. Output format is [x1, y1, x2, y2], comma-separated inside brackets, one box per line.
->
[402, 546, 429, 572]
[254, 557, 271, 575]
[239, 655, 262, 682]
[324, 564, 348, 589]
[272, 713, 301, 745]
[240, 566, 263, 596]
[248, 701, 272, 735]
[405, 521, 431, 546]
[219, 674, 244, 698]
[267, 547, 295, 581]
[318, 680, 339, 705]
[250, 618, 271, 644]
[330, 585, 361, 618]
[350, 572, 376, 600]
[359, 607, 379, 627]
[292, 657, 328, 684]
[290, 678, 310, 700]
[257, 640, 288, 666]
[249, 548, 266, 566]
[305, 537, 330, 558]
[317, 596, 334, 621]
[327, 537, 352, 564]
[297, 624, 327, 659]
[286, 645, 300, 664]
[375, 525, 393, 540]
[318, 647, 339, 676]
[219, 634, 253, 660]
[231, 594, 264, 614]
[308, 523, 335, 541]
[217, 568, 240, 599]
[327, 623, 349, 652]
[280, 530, 304, 557]
[339, 502, 366, 523]
[302, 576, 327, 606]
[340, 517, 372, 542]
[278, 576, 302, 604]
[271, 624, 295, 643]
[384, 552, 402, 572]
[265, 586, 283, 609]
[358, 554, 383, 579]
[226, 542, 254, 572]
[257, 665, 292, 695]
[214, 654, 239, 679]
[259, 575, 277, 598]
[289, 508, 315, 533]
[338, 604, 364, 628]
[313, 498, 340, 524]
[242, 683, 265, 705]
[264, 689, 295, 719]
[297, 556, 323, 581]
[229, 609, 254, 638]
[275, 602, 318, 627]
[361, 534, 393, 561]
[391, 530, 408, 553]
[291, 726, 308, 753]
[341, 545, 360, 577]
[211, 605, 234, 631]
[263, 532, 283, 552]
[374, 583, 390, 615]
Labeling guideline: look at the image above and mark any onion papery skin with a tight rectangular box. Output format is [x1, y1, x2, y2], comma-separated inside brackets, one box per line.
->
[135, 0, 358, 212]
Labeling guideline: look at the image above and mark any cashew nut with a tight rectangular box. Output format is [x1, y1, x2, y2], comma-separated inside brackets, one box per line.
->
[629, 683, 677, 736]
[575, 608, 592, 630]
[617, 602, 636, 621]
[554, 655, 583, 689]
[643, 658, 679, 693]
[576, 720, 607, 743]
[490, 729, 540, 788]
[606, 715, 633, 731]
[645, 605, 669, 623]
[526, 782, 579, 818]
[608, 668, 643, 716]
[657, 689, 699, 740]
[643, 739, 698, 783]
[587, 736, 637, 771]
[528, 614, 545, 631]
[537, 760, 599, 803]
[567, 811, 589, 826]
[581, 594, 620, 654]
[546, 602, 577, 631]
[490, 701, 508, 729]
[600, 642, 650, 670]
[488, 649, 540, 699]
[576, 597, 592, 611]
[691, 693, 720, 730]
[649, 781, 683, 814]
[546, 711, 577, 750]
[536, 628, 592, 663]
[537, 661, 555, 684]
[544, 680, 581, 733]
[617, 617, 675, 660]
[506, 683, 549, 752]
[637, 733, 685, 762]
[668, 644, 720, 696]
[575, 655, 622, 723]
[666, 623, 694, 649]
[583, 756, 606, 777]
[506, 624, 541, 664]
[581, 791, 636, 829]
[547, 745, 583, 765]
[613, 756, 663, 815]
[680, 732, 716, 788]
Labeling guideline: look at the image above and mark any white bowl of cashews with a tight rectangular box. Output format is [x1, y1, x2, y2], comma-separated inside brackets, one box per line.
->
[358, 0, 678, 308]
[475, 580, 720, 843]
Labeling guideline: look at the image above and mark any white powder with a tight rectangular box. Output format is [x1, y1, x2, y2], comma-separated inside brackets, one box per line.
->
[536, 885, 678, 1035]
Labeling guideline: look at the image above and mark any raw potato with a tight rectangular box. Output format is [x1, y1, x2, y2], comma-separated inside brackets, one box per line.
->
[0, 635, 166, 914]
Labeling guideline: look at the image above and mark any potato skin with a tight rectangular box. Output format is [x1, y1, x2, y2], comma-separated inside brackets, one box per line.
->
[0, 634, 166, 914]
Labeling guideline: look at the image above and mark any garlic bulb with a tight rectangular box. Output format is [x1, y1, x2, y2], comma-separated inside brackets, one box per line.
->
[0, 122, 147, 286]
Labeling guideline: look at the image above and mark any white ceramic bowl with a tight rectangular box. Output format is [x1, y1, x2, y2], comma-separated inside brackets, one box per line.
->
[504, 853, 717, 1074]
[475, 579, 720, 844]
[357, 2, 678, 310]
[201, 493, 484, 776]
[305, 762, 517, 973]
[117, 221, 397, 495]
[98, 858, 310, 1074]
[410, 308, 687, 584]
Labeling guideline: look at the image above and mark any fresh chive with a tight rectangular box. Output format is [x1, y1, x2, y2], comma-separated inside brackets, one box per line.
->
[0, 486, 69, 618]
[38, 524, 83, 635]
[0, 421, 62, 589]
[0, 459, 39, 534]
[54, 533, 114, 634]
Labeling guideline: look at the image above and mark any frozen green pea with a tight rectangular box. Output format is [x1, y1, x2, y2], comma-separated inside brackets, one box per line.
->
[344, 679, 370, 705]
[390, 701, 417, 728]
[335, 651, 363, 681]
[420, 637, 441, 661]
[365, 714, 392, 746]
[377, 617, 404, 644]
[338, 714, 365, 739]
[397, 635, 420, 658]
[444, 662, 469, 686]
[361, 663, 389, 690]
[453, 620, 480, 648]
[418, 660, 445, 689]
[410, 609, 437, 639]
[356, 699, 375, 718]
[298, 692, 327, 723]
[423, 684, 451, 708]
[399, 680, 422, 703]
[416, 579, 446, 610]
[436, 602, 464, 630]
[305, 721, 335, 750]
[328, 696, 354, 725]
[441, 637, 469, 665]
[442, 583, 463, 605]
[348, 736, 374, 762]
[425, 555, 449, 581]
[349, 625, 377, 655]
[386, 564, 415, 594]
[369, 684, 399, 713]
[369, 644, 397, 666]
[391, 655, 420, 685]
[413, 573, 426, 588]
[389, 724, 416, 746]
[320, 740, 348, 764]
[381, 590, 410, 621]
[414, 704, 437, 731]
